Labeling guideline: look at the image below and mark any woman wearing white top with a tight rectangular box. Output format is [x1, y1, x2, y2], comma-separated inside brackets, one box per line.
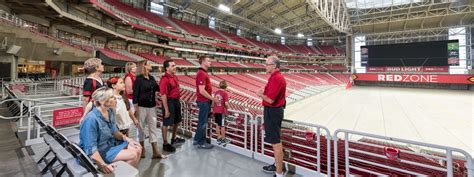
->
[106, 76, 138, 136]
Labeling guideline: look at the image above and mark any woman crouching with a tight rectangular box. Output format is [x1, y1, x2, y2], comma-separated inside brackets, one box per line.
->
[79, 87, 142, 174]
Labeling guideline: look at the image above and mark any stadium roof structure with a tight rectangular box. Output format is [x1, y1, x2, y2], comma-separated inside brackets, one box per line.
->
[347, 0, 474, 34]
[165, 0, 351, 39]
[166, 0, 473, 40]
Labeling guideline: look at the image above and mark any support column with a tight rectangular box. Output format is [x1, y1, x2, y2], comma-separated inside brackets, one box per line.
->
[10, 55, 17, 80]
[346, 35, 353, 73]
[59, 62, 65, 77]
[48, 24, 57, 38]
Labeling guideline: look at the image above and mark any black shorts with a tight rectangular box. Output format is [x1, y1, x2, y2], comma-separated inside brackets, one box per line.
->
[263, 106, 284, 144]
[214, 113, 225, 127]
[162, 98, 182, 126]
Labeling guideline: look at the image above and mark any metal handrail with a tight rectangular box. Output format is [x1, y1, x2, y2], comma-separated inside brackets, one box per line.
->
[333, 129, 474, 177]
[254, 115, 332, 176]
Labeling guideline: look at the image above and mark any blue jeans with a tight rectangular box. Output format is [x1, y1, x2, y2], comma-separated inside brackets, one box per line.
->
[194, 101, 211, 145]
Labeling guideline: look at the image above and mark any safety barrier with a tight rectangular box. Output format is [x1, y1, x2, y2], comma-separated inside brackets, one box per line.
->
[2, 76, 474, 177]
[179, 101, 255, 157]
[334, 129, 474, 176]
[1, 79, 82, 146]
[254, 116, 332, 177]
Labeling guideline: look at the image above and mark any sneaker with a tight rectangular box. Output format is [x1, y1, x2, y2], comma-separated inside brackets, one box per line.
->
[163, 143, 176, 152]
[263, 164, 276, 174]
[197, 143, 214, 149]
[192, 141, 199, 146]
[222, 138, 231, 144]
[217, 139, 223, 145]
[171, 137, 185, 146]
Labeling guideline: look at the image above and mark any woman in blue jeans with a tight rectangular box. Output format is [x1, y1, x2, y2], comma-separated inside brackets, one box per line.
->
[79, 87, 142, 174]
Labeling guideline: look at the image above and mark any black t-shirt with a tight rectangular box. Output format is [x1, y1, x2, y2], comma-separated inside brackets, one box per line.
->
[133, 75, 159, 108]
[83, 78, 104, 98]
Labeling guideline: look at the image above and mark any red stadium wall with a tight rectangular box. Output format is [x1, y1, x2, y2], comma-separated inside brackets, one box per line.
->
[353, 74, 474, 85]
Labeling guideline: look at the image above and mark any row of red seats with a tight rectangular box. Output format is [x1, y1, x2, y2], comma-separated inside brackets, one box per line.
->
[318, 45, 339, 55]
[331, 73, 351, 84]
[103, 0, 172, 29]
[137, 53, 166, 63]
[324, 64, 347, 71]
[169, 18, 226, 41]
[218, 31, 255, 47]
[265, 43, 294, 54]
[334, 140, 465, 176]
[287, 45, 323, 55]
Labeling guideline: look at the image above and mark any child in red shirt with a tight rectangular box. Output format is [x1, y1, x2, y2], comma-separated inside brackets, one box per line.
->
[213, 80, 230, 145]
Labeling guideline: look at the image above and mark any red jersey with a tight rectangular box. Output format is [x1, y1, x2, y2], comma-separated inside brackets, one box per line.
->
[159, 72, 181, 99]
[124, 72, 135, 99]
[213, 89, 229, 114]
[196, 68, 212, 102]
[263, 70, 286, 107]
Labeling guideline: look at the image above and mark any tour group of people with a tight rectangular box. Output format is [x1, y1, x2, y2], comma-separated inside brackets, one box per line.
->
[78, 55, 287, 177]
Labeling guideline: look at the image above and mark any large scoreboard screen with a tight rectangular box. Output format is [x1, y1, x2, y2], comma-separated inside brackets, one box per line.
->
[360, 40, 459, 67]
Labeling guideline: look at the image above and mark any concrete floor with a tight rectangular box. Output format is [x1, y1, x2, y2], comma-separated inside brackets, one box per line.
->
[0, 104, 40, 177]
[28, 135, 297, 177]
[286, 86, 474, 155]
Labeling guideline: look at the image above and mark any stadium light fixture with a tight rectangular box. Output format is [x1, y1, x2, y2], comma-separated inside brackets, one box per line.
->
[218, 4, 231, 13]
[274, 28, 282, 34]
[297, 33, 304, 38]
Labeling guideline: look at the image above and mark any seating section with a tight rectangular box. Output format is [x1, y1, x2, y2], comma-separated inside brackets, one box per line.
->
[318, 45, 338, 55]
[138, 53, 166, 64]
[244, 38, 273, 51]
[331, 73, 351, 84]
[126, 59, 342, 71]
[0, 14, 94, 53]
[99, 48, 135, 61]
[333, 139, 465, 176]
[219, 31, 256, 47]
[104, 0, 172, 29]
[173, 72, 346, 116]
[93, 0, 346, 57]
[265, 43, 293, 53]
[169, 57, 197, 67]
[299, 65, 324, 70]
[113, 49, 147, 61]
[288, 45, 317, 55]
[323, 64, 346, 71]
[170, 18, 226, 41]
[9, 72, 466, 177]
[242, 63, 265, 69]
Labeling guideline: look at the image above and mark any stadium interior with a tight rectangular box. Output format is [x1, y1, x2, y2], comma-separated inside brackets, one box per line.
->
[0, 0, 473, 176]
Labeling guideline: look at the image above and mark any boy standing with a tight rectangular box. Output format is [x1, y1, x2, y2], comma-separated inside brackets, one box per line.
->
[213, 80, 231, 146]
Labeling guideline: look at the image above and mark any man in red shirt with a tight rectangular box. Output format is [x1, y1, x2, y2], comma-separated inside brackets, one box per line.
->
[256, 56, 287, 177]
[160, 59, 185, 152]
[213, 80, 230, 146]
[193, 56, 215, 149]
